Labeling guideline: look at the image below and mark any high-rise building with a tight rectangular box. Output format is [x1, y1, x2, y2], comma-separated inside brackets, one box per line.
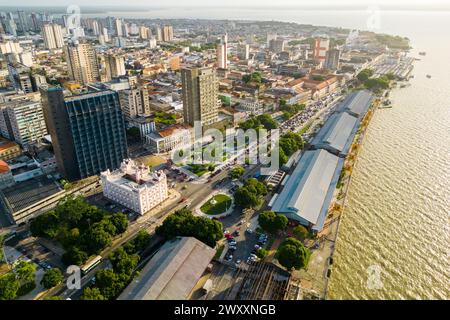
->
[162, 25, 173, 42]
[237, 43, 250, 60]
[16, 10, 29, 33]
[64, 42, 100, 84]
[40, 86, 128, 180]
[30, 12, 41, 32]
[269, 39, 285, 53]
[0, 41, 23, 54]
[313, 37, 330, 64]
[119, 87, 151, 119]
[7, 63, 33, 93]
[148, 36, 157, 49]
[155, 26, 162, 41]
[216, 33, 228, 69]
[100, 53, 126, 81]
[0, 99, 48, 147]
[92, 20, 100, 36]
[42, 24, 64, 50]
[122, 22, 129, 38]
[115, 19, 123, 37]
[5, 19, 18, 37]
[181, 67, 219, 127]
[267, 32, 277, 46]
[324, 49, 341, 70]
[139, 26, 151, 39]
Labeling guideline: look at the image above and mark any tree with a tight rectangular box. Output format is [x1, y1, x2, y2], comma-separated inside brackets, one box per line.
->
[357, 69, 373, 82]
[279, 148, 289, 166]
[276, 238, 311, 270]
[156, 209, 223, 248]
[364, 77, 390, 91]
[80, 287, 106, 300]
[230, 166, 245, 180]
[126, 127, 141, 142]
[62, 247, 88, 266]
[109, 247, 139, 277]
[257, 114, 278, 130]
[234, 178, 267, 209]
[274, 215, 288, 232]
[258, 211, 288, 234]
[279, 132, 304, 157]
[293, 225, 309, 241]
[83, 225, 112, 254]
[41, 268, 64, 289]
[123, 230, 151, 255]
[255, 248, 268, 259]
[0, 273, 20, 300]
[95, 269, 123, 300]
[15, 260, 36, 285]
[234, 187, 259, 208]
[109, 213, 129, 235]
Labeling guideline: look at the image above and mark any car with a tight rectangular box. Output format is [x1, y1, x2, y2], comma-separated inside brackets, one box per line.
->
[245, 228, 253, 234]
[228, 241, 237, 246]
[254, 244, 260, 250]
[235, 259, 241, 265]
[225, 233, 233, 239]
[228, 246, 236, 251]
[233, 230, 240, 236]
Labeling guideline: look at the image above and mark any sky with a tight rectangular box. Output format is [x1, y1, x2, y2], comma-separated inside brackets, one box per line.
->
[2, 0, 450, 9]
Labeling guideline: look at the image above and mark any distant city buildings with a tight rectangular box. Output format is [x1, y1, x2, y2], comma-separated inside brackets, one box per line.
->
[42, 24, 64, 50]
[181, 66, 219, 128]
[162, 25, 174, 42]
[313, 37, 330, 65]
[40, 86, 128, 180]
[237, 43, 250, 60]
[325, 48, 341, 70]
[216, 33, 228, 69]
[101, 158, 168, 215]
[269, 39, 285, 53]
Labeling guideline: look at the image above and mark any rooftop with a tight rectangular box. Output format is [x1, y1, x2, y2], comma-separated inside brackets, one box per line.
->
[118, 237, 215, 300]
[101, 159, 166, 191]
[271, 149, 344, 231]
[0, 176, 62, 213]
[311, 112, 359, 156]
[337, 90, 373, 118]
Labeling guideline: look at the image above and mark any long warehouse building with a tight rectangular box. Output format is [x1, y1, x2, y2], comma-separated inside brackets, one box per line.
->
[336, 89, 374, 119]
[270, 149, 344, 232]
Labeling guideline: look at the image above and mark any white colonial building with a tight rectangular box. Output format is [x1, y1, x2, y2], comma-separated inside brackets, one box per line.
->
[101, 159, 168, 215]
[144, 125, 192, 154]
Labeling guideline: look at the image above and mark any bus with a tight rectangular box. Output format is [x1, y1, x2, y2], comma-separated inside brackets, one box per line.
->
[81, 255, 102, 275]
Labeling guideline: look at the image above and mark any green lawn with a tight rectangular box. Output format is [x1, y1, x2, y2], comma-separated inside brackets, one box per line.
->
[200, 194, 232, 215]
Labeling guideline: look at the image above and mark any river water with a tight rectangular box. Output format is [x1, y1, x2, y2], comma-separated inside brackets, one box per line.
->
[327, 14, 450, 299]
[85, 7, 450, 299]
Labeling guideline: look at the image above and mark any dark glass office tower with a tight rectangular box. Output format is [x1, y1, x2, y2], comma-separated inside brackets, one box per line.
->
[41, 86, 128, 180]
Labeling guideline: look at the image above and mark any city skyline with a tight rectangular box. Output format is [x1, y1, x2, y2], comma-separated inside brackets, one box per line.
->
[0, 1, 447, 306]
